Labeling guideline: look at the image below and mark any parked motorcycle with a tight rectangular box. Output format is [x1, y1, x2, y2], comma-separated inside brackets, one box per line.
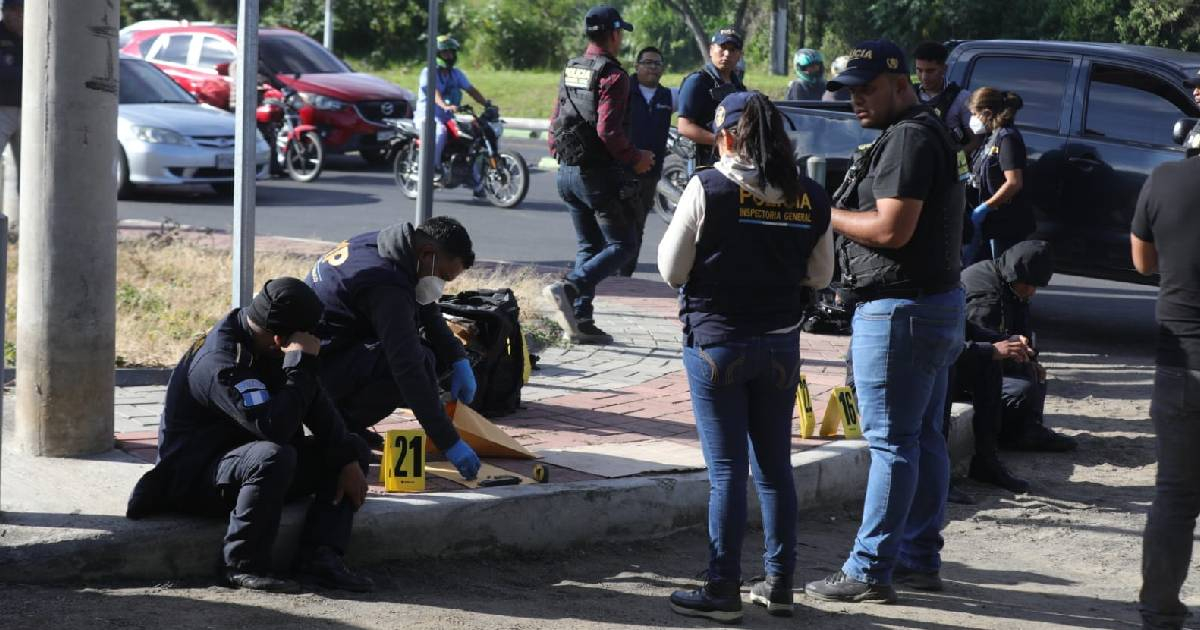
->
[256, 81, 324, 183]
[385, 104, 529, 208]
[653, 128, 695, 224]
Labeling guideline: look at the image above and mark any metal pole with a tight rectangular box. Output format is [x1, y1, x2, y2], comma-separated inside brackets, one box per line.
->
[771, 0, 788, 76]
[233, 0, 260, 308]
[415, 0, 439, 227]
[324, 0, 334, 50]
[0, 145, 16, 231]
[15, 0, 118, 456]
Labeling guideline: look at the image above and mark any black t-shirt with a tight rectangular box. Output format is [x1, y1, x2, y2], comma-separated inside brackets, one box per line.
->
[976, 127, 1035, 240]
[1132, 157, 1200, 369]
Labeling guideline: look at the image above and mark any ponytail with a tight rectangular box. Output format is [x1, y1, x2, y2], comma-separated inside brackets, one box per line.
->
[731, 92, 802, 204]
[969, 86, 1023, 130]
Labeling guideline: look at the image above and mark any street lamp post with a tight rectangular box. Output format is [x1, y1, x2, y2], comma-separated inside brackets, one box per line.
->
[232, 0, 260, 308]
[415, 0, 439, 227]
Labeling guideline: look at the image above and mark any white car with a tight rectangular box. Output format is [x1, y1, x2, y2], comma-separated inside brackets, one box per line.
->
[117, 56, 269, 197]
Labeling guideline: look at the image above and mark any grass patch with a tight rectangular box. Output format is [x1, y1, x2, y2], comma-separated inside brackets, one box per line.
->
[3, 235, 561, 368]
[371, 67, 794, 120]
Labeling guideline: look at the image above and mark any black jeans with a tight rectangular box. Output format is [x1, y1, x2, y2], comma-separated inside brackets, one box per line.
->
[557, 164, 636, 321]
[953, 347, 1005, 464]
[192, 434, 370, 573]
[618, 173, 660, 277]
[320, 340, 441, 432]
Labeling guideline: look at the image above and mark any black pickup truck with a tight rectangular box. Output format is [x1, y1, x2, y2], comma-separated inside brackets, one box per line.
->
[778, 40, 1200, 285]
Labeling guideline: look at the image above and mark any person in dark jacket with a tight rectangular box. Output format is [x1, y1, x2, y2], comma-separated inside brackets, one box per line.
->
[785, 48, 826, 101]
[305, 218, 482, 481]
[676, 27, 747, 167]
[659, 91, 834, 622]
[621, 45, 676, 277]
[965, 87, 1035, 265]
[961, 240, 1077, 452]
[126, 278, 373, 593]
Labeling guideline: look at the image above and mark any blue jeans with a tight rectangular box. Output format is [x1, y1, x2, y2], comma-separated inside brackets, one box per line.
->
[557, 164, 636, 322]
[684, 332, 802, 585]
[1140, 366, 1200, 630]
[842, 288, 965, 584]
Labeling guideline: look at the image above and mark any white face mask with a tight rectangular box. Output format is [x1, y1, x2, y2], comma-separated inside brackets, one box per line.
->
[969, 114, 987, 135]
[415, 254, 446, 305]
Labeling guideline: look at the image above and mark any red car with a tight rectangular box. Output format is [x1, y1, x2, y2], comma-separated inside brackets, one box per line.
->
[121, 25, 413, 164]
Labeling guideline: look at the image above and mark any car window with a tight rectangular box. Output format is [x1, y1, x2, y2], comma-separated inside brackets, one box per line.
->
[119, 58, 197, 105]
[197, 36, 235, 70]
[966, 57, 1071, 131]
[137, 36, 156, 58]
[152, 34, 193, 65]
[1084, 65, 1197, 146]
[260, 34, 349, 75]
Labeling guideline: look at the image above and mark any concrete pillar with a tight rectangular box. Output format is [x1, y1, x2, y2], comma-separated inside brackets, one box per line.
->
[14, 0, 119, 456]
[770, 0, 788, 76]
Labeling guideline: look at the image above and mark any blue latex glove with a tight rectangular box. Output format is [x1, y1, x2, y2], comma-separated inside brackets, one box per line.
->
[445, 439, 481, 480]
[449, 358, 477, 403]
[971, 202, 992, 227]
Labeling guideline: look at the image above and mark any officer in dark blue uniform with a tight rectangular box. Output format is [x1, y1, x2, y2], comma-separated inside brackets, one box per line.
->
[621, 45, 675, 276]
[305, 217, 482, 481]
[126, 278, 374, 594]
[659, 92, 834, 621]
[676, 27, 747, 168]
[0, 0, 22, 172]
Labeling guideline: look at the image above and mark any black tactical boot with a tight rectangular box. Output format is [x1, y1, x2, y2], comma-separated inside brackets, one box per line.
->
[295, 546, 375, 593]
[748, 574, 794, 617]
[893, 565, 945, 592]
[224, 568, 301, 593]
[669, 579, 743, 623]
[969, 456, 1031, 493]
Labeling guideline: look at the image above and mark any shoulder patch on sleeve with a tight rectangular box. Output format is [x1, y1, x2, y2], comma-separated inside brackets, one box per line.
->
[233, 378, 270, 408]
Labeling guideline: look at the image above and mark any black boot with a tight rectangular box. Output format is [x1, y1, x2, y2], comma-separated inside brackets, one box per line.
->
[969, 456, 1030, 493]
[295, 546, 375, 593]
[669, 579, 743, 623]
[224, 568, 300, 593]
[1002, 423, 1078, 452]
[748, 574, 794, 617]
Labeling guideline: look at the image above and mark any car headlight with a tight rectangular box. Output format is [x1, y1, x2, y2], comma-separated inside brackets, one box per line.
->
[299, 92, 346, 111]
[132, 126, 191, 146]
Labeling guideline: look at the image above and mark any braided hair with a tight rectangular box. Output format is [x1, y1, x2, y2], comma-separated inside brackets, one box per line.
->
[729, 91, 801, 204]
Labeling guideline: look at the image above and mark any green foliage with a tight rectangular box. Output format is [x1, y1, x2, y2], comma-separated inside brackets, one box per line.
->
[445, 0, 591, 70]
[265, 0, 429, 67]
[1116, 0, 1200, 52]
[121, 0, 204, 24]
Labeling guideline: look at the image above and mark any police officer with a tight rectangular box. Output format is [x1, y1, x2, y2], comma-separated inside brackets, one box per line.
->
[913, 41, 976, 153]
[785, 48, 826, 101]
[621, 45, 676, 277]
[676, 27, 746, 167]
[659, 91, 833, 622]
[304, 217, 482, 482]
[804, 40, 966, 603]
[544, 5, 654, 345]
[0, 0, 22, 176]
[126, 278, 373, 593]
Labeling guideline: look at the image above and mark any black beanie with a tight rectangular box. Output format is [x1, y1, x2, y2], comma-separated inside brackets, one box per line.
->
[247, 277, 324, 336]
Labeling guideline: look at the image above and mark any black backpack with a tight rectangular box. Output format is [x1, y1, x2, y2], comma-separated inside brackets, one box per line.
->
[438, 289, 526, 416]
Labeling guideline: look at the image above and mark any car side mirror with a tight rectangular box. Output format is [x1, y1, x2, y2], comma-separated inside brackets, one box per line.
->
[1173, 118, 1198, 146]
[215, 62, 231, 76]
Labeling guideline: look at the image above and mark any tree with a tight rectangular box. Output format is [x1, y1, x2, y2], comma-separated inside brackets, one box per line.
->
[659, 0, 753, 64]
[1116, 0, 1200, 51]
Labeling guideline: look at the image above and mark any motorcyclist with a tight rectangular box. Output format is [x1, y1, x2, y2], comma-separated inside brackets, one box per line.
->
[416, 35, 493, 195]
[786, 48, 825, 101]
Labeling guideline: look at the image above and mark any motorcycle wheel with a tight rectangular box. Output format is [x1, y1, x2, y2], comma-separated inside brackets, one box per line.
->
[654, 154, 688, 224]
[393, 143, 420, 200]
[284, 131, 324, 183]
[482, 151, 529, 209]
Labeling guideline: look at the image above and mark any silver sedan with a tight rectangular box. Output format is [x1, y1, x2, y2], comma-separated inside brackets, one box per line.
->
[117, 57, 270, 197]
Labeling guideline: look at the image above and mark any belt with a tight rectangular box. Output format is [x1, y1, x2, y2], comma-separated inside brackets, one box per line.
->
[848, 284, 955, 303]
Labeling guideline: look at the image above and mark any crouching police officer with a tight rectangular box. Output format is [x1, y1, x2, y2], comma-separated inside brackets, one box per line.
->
[126, 278, 373, 594]
[304, 218, 482, 482]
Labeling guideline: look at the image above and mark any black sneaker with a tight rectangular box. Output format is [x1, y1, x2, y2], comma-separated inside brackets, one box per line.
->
[748, 574, 794, 617]
[571, 320, 614, 345]
[295, 546, 375, 593]
[893, 565, 944, 592]
[669, 580, 743, 623]
[355, 427, 385, 451]
[224, 568, 301, 593]
[543, 280, 581, 337]
[1001, 424, 1078, 453]
[946, 482, 976, 505]
[805, 570, 898, 604]
[969, 457, 1031, 493]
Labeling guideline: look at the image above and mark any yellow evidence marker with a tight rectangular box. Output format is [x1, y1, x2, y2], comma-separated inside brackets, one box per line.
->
[819, 386, 863, 439]
[382, 429, 427, 492]
[795, 375, 817, 438]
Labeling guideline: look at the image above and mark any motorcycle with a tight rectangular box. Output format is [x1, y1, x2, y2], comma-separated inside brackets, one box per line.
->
[384, 104, 529, 208]
[653, 128, 695, 224]
[256, 81, 324, 183]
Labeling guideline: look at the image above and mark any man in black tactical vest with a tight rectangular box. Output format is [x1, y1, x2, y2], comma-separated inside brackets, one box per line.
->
[805, 40, 967, 605]
[544, 5, 655, 345]
[913, 40, 979, 155]
[676, 27, 747, 168]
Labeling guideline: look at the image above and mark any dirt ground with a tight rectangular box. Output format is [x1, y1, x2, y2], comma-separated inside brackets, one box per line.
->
[0, 345, 1188, 629]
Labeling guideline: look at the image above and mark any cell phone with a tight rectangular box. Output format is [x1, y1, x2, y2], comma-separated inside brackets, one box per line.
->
[478, 475, 521, 487]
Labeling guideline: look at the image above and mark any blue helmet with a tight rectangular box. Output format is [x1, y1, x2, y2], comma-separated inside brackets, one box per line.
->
[794, 48, 824, 78]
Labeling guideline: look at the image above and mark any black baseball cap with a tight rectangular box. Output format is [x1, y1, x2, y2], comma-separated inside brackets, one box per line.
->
[247, 277, 324, 336]
[827, 39, 909, 92]
[711, 27, 743, 49]
[585, 6, 633, 34]
[1185, 68, 1200, 88]
[713, 91, 758, 133]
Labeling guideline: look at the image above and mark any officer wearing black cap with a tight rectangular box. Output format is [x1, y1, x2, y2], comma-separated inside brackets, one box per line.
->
[544, 5, 655, 345]
[676, 26, 747, 167]
[804, 40, 966, 604]
[0, 0, 22, 175]
[126, 277, 373, 594]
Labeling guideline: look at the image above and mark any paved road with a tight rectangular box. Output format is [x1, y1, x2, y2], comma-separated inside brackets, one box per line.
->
[116, 137, 669, 278]
[116, 139, 1159, 360]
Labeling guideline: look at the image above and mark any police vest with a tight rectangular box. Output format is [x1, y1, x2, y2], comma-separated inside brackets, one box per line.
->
[629, 84, 673, 175]
[306, 231, 410, 349]
[551, 54, 623, 168]
[680, 167, 831, 346]
[835, 110, 966, 299]
[924, 82, 966, 143]
[680, 64, 746, 164]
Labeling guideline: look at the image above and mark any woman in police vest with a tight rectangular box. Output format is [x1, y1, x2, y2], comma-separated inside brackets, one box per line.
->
[966, 88, 1033, 264]
[658, 91, 833, 622]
